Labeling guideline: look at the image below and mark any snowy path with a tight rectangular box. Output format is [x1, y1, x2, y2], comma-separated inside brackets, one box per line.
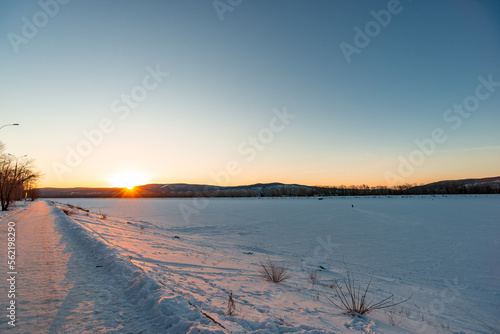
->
[0, 201, 167, 333]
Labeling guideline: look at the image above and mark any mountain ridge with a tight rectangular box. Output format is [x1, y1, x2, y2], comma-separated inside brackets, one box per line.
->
[37, 177, 500, 198]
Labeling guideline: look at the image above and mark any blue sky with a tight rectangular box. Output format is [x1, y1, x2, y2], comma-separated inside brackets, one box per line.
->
[1, 0, 499, 187]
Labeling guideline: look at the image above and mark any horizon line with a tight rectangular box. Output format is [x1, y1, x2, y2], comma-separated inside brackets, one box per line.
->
[36, 175, 500, 190]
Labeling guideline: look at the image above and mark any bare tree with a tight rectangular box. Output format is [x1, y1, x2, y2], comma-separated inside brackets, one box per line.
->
[0, 154, 41, 211]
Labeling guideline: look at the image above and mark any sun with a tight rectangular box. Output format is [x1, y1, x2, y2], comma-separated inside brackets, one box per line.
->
[109, 172, 149, 189]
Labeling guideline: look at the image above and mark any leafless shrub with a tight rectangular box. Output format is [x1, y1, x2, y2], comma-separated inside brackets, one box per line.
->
[324, 267, 412, 316]
[258, 255, 291, 283]
[309, 270, 337, 289]
[309, 270, 322, 285]
[399, 306, 412, 318]
[388, 306, 402, 327]
[227, 292, 236, 316]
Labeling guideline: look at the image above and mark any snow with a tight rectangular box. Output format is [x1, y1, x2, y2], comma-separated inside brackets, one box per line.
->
[1, 196, 499, 333]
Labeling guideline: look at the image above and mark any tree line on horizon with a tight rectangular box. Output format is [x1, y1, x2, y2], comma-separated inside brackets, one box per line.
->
[116, 182, 499, 198]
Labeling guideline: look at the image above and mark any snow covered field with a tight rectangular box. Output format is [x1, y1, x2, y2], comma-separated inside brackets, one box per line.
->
[39, 195, 499, 333]
[42, 196, 500, 333]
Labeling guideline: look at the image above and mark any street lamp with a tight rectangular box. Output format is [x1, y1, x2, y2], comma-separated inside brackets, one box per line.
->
[8, 153, 27, 159]
[0, 123, 20, 131]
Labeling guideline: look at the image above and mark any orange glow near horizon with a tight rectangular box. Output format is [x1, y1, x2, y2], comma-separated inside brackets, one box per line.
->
[37, 171, 500, 189]
[35, 150, 500, 190]
[108, 172, 149, 190]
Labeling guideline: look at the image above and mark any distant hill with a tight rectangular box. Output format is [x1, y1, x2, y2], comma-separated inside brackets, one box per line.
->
[37, 176, 500, 198]
[38, 187, 128, 198]
[425, 176, 500, 187]
[38, 182, 316, 198]
[411, 176, 500, 193]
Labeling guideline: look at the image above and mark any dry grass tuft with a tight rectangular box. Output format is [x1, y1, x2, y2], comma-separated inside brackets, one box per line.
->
[258, 255, 291, 283]
[227, 292, 236, 316]
[324, 267, 411, 316]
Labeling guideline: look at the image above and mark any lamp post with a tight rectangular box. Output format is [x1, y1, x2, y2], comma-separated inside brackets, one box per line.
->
[0, 123, 19, 131]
